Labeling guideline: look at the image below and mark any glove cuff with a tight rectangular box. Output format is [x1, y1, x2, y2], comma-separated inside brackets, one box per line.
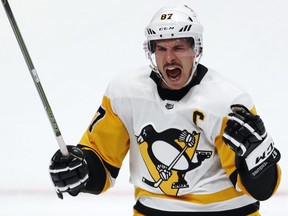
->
[243, 134, 280, 179]
[245, 134, 274, 171]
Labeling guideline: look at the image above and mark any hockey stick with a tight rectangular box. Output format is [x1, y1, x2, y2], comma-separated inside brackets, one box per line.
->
[1, 0, 69, 156]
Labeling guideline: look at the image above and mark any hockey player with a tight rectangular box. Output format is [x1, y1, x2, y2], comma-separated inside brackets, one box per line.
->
[49, 5, 281, 215]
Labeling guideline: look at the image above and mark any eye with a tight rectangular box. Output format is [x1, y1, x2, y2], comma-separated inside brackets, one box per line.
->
[174, 46, 185, 51]
[156, 46, 166, 52]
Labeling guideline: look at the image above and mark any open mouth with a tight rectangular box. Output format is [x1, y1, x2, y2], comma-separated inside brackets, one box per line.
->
[166, 67, 182, 80]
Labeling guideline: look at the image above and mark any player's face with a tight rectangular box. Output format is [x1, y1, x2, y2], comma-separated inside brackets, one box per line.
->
[155, 38, 196, 90]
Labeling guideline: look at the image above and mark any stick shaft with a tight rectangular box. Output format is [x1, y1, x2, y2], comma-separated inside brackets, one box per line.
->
[2, 0, 69, 156]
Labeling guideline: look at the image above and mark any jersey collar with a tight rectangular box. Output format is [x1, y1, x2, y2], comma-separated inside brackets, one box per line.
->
[150, 64, 208, 101]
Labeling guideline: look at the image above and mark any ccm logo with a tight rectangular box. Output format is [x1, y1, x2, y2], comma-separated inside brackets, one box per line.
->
[159, 26, 174, 31]
[255, 142, 274, 164]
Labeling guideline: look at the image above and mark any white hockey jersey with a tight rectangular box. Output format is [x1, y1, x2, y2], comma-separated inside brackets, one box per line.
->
[79, 64, 280, 215]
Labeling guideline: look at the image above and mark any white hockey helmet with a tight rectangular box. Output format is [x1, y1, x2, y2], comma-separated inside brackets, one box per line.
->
[144, 5, 204, 85]
[145, 5, 203, 55]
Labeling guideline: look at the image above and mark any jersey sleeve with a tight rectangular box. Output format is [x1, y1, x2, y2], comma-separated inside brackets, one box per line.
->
[78, 95, 130, 194]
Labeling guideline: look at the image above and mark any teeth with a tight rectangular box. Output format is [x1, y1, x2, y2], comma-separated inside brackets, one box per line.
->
[167, 67, 176, 70]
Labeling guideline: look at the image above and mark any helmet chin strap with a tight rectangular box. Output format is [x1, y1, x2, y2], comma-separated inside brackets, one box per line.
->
[148, 52, 202, 89]
[183, 53, 202, 87]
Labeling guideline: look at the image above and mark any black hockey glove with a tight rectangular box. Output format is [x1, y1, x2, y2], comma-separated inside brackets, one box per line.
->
[222, 105, 280, 179]
[49, 145, 89, 199]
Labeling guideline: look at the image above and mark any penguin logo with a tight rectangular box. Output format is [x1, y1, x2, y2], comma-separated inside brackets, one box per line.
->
[137, 124, 212, 195]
